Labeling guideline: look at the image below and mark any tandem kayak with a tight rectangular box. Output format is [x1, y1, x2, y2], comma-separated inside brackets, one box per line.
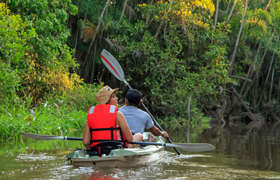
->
[66, 132, 165, 167]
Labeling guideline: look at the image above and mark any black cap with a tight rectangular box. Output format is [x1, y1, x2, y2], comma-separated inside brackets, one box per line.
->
[125, 89, 142, 105]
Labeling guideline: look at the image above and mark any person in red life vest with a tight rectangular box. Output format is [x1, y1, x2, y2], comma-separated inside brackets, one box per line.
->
[83, 85, 133, 155]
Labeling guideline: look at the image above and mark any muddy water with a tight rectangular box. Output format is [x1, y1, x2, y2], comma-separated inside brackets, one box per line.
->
[1, 133, 280, 180]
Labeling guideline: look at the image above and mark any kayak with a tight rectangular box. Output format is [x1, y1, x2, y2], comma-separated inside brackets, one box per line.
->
[66, 132, 165, 167]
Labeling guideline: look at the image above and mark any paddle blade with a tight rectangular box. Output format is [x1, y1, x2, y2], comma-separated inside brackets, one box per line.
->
[167, 143, 216, 152]
[21, 133, 83, 141]
[21, 133, 65, 140]
[100, 49, 125, 81]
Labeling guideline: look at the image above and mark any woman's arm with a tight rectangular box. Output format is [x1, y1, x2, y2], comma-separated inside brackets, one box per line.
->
[83, 123, 91, 149]
[117, 111, 133, 142]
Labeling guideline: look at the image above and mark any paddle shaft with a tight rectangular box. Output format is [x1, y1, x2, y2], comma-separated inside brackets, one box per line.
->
[62, 138, 168, 147]
[21, 133, 215, 152]
[64, 137, 82, 140]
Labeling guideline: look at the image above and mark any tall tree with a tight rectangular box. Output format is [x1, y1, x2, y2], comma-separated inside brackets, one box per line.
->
[214, 0, 220, 29]
[264, 0, 272, 11]
[228, 0, 249, 75]
[85, 0, 111, 62]
[226, 0, 238, 23]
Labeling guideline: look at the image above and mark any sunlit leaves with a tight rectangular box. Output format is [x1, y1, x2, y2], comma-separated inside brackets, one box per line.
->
[154, 0, 215, 29]
[4, 0, 78, 67]
[42, 69, 82, 92]
[0, 1, 82, 105]
[0, 3, 36, 65]
[0, 3, 36, 105]
[244, 8, 271, 41]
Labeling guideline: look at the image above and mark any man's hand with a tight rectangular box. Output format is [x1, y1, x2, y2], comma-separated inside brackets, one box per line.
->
[161, 131, 169, 138]
[150, 126, 169, 138]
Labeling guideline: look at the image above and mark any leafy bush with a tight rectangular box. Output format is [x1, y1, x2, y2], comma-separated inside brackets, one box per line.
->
[1, 1, 80, 104]
[0, 2, 36, 106]
[107, 9, 231, 131]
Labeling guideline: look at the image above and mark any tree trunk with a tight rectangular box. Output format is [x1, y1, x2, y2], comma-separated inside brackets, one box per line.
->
[214, 0, 220, 30]
[264, 0, 272, 11]
[225, 0, 232, 15]
[74, 29, 79, 53]
[226, 0, 237, 23]
[240, 43, 261, 96]
[228, 0, 249, 75]
[186, 96, 192, 143]
[269, 68, 275, 101]
[89, 43, 98, 83]
[232, 87, 252, 114]
[252, 48, 267, 107]
[120, 0, 129, 21]
[85, 0, 111, 62]
[155, 0, 174, 38]
[84, 50, 93, 82]
[265, 52, 275, 80]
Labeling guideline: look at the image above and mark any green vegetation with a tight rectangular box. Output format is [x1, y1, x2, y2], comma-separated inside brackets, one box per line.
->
[0, 1, 100, 142]
[70, 0, 280, 136]
[0, 83, 101, 142]
[1, 0, 280, 144]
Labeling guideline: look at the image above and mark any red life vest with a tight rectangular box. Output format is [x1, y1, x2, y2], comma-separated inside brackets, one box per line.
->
[87, 104, 126, 148]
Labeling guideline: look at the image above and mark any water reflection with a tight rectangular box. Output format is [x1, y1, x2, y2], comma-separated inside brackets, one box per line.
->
[1, 134, 280, 180]
[81, 171, 118, 180]
[202, 129, 280, 171]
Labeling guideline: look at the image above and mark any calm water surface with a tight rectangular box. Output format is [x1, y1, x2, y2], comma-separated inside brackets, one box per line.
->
[1, 133, 280, 180]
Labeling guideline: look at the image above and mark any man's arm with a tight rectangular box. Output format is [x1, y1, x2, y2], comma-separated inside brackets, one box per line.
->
[149, 126, 169, 138]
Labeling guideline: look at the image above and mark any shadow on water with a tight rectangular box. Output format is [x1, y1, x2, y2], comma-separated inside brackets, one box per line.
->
[1, 131, 280, 180]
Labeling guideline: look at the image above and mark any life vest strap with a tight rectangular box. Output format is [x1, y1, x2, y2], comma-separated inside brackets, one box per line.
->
[89, 127, 127, 148]
[90, 139, 125, 142]
[90, 127, 121, 131]
[89, 141, 124, 156]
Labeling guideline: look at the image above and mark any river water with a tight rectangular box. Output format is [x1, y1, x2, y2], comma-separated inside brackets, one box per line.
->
[1, 132, 280, 180]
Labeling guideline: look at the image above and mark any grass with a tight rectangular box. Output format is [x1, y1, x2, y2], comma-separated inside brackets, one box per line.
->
[0, 83, 102, 143]
[0, 103, 87, 143]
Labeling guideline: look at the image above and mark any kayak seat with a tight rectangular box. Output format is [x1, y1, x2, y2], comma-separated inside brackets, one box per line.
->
[87, 141, 123, 156]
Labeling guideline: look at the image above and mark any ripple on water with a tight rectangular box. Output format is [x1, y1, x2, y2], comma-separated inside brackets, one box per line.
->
[48, 165, 95, 179]
[2, 149, 280, 180]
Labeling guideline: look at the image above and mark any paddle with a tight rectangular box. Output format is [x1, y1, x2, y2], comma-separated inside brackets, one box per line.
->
[100, 49, 181, 155]
[21, 133, 215, 152]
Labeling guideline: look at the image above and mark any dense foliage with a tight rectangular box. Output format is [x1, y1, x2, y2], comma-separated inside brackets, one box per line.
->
[0, 1, 98, 140]
[70, 0, 280, 135]
[1, 0, 280, 142]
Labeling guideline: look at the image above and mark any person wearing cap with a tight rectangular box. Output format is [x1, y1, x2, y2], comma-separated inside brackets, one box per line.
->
[83, 85, 133, 155]
[119, 89, 169, 142]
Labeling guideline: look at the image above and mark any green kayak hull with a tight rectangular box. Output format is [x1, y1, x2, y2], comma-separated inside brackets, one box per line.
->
[66, 133, 164, 167]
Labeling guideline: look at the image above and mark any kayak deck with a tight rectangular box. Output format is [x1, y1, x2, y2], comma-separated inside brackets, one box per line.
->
[67, 133, 164, 167]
